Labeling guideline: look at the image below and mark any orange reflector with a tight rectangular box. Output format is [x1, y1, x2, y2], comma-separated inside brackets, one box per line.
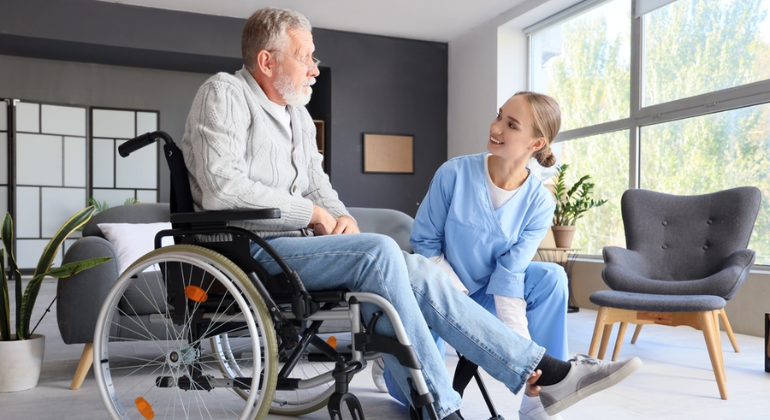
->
[326, 336, 337, 349]
[135, 397, 155, 419]
[184, 285, 208, 303]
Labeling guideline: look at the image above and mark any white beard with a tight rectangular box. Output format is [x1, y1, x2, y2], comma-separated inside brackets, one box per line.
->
[274, 67, 315, 106]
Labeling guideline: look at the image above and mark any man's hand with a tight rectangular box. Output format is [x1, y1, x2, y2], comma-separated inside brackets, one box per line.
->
[310, 205, 337, 236]
[331, 215, 359, 234]
[309, 207, 360, 235]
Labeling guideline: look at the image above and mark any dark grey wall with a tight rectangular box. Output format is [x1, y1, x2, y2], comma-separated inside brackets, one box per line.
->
[313, 31, 447, 214]
[0, 0, 447, 216]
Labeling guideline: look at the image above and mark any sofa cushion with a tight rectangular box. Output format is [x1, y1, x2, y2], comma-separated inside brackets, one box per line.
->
[98, 222, 174, 274]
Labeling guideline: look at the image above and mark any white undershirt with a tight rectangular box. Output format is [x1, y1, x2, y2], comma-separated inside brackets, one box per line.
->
[264, 100, 292, 138]
[484, 154, 520, 210]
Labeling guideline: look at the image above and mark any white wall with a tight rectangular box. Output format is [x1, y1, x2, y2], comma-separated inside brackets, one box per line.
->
[447, 0, 583, 159]
[447, 24, 498, 158]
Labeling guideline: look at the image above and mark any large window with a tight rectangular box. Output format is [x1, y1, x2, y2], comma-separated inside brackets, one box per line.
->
[531, 0, 630, 131]
[528, 0, 770, 263]
[641, 103, 770, 263]
[643, 0, 770, 106]
[555, 131, 629, 254]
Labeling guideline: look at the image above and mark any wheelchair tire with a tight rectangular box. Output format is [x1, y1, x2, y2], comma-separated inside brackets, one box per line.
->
[267, 333, 345, 415]
[215, 326, 356, 415]
[93, 245, 278, 420]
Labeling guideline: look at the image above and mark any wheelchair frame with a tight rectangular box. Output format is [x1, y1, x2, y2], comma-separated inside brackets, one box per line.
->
[92, 131, 439, 420]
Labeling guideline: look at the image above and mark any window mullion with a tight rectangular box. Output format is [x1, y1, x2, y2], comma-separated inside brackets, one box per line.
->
[555, 118, 631, 142]
[635, 79, 770, 126]
[629, 3, 643, 190]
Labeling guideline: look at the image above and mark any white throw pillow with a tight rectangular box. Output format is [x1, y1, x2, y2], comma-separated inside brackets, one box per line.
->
[98, 222, 174, 274]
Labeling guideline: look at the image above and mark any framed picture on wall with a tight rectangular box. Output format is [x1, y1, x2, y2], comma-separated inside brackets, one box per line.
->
[362, 133, 414, 174]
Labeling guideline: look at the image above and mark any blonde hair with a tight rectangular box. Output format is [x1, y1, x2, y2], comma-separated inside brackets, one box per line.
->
[241, 7, 312, 72]
[513, 91, 561, 168]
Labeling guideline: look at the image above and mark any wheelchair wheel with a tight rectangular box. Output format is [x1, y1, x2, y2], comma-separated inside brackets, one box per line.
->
[214, 325, 344, 414]
[268, 332, 342, 415]
[93, 245, 278, 420]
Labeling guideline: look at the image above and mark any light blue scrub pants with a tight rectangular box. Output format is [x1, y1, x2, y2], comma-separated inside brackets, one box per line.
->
[251, 233, 545, 419]
[383, 261, 570, 406]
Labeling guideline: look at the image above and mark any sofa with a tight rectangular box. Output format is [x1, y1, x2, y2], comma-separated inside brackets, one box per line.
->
[57, 203, 415, 389]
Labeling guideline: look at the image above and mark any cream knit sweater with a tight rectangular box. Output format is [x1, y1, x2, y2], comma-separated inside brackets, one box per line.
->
[181, 67, 349, 237]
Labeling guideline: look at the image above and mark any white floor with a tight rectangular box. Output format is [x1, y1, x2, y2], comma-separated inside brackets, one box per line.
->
[3, 280, 770, 419]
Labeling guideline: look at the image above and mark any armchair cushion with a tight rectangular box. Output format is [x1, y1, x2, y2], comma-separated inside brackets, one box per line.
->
[603, 248, 756, 298]
[589, 290, 725, 312]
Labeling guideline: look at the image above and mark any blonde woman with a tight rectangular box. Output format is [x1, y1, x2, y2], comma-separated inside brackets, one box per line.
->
[409, 92, 569, 420]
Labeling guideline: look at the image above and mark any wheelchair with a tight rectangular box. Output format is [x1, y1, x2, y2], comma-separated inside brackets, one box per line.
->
[92, 131, 439, 420]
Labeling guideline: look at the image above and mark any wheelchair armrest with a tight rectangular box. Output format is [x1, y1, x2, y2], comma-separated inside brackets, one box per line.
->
[170, 208, 280, 224]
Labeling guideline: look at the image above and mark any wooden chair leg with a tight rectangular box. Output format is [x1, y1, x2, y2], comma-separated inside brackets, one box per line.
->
[70, 343, 93, 390]
[718, 308, 740, 353]
[589, 307, 609, 357]
[698, 311, 728, 400]
[612, 322, 628, 361]
[713, 310, 726, 381]
[598, 324, 614, 360]
[631, 324, 643, 344]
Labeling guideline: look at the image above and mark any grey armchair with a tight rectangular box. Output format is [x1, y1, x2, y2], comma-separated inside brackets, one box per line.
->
[587, 186, 761, 400]
[57, 203, 415, 390]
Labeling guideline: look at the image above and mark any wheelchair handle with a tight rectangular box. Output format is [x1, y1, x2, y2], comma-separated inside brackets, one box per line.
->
[119, 131, 174, 157]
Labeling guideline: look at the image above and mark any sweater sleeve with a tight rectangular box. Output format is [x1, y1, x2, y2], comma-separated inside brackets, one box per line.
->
[299, 111, 351, 220]
[181, 78, 314, 231]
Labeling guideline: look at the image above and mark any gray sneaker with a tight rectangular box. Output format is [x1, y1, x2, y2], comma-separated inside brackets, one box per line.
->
[538, 354, 642, 416]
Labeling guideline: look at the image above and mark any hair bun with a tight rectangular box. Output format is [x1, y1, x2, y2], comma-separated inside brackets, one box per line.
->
[536, 148, 556, 168]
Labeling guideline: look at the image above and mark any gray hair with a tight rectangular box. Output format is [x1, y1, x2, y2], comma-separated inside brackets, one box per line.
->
[241, 7, 312, 72]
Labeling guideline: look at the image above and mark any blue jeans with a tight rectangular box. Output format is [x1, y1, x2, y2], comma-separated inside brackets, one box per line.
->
[384, 261, 570, 406]
[251, 233, 544, 418]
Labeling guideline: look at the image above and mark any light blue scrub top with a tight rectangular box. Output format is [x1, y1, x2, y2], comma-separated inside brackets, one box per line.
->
[410, 153, 555, 298]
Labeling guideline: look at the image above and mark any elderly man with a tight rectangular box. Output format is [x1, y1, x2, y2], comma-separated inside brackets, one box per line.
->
[181, 7, 640, 420]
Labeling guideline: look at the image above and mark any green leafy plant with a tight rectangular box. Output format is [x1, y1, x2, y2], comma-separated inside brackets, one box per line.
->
[86, 197, 138, 212]
[0, 206, 111, 341]
[86, 197, 110, 212]
[552, 164, 608, 226]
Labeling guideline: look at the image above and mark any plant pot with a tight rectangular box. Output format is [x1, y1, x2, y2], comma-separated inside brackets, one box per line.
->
[0, 334, 45, 392]
[551, 225, 577, 248]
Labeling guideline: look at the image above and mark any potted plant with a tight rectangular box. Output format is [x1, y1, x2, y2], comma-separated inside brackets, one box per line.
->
[551, 164, 607, 248]
[0, 206, 110, 392]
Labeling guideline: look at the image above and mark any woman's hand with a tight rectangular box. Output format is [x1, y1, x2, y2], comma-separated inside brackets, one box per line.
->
[524, 369, 542, 397]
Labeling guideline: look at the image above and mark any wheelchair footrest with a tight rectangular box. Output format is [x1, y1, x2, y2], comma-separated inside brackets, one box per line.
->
[328, 392, 364, 420]
[407, 377, 438, 420]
